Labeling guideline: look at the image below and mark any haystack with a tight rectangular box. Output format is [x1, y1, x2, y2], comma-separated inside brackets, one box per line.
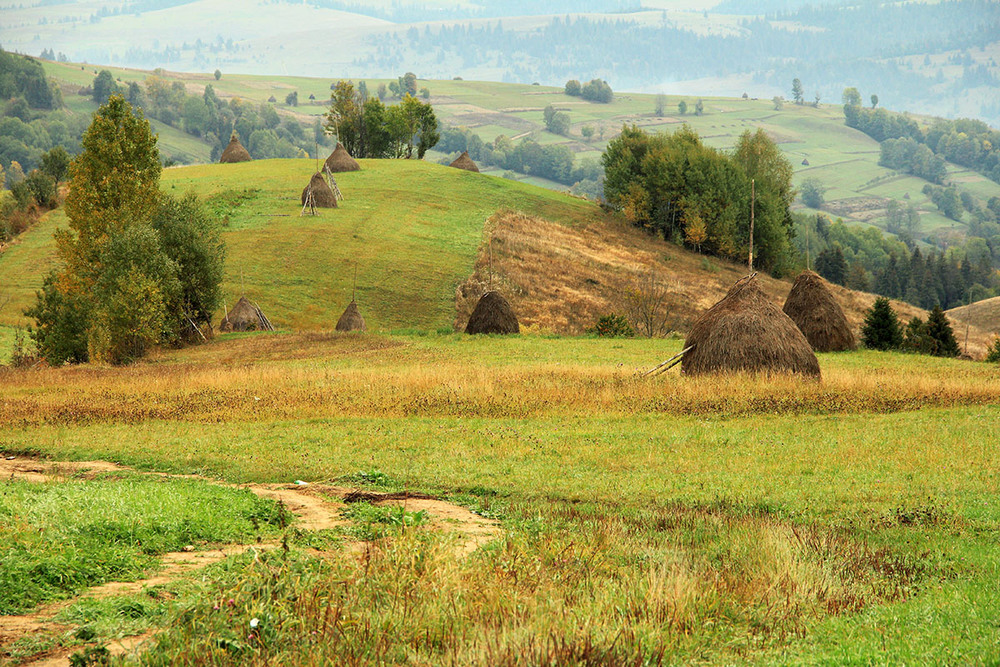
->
[219, 133, 251, 163]
[466, 291, 519, 334]
[301, 172, 338, 208]
[219, 296, 274, 332]
[782, 270, 856, 352]
[325, 144, 360, 172]
[449, 151, 479, 173]
[335, 300, 366, 332]
[681, 274, 820, 378]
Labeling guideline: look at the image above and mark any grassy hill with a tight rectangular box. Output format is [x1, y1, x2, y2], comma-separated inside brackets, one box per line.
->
[0, 158, 601, 338]
[948, 296, 1000, 337]
[2, 157, 995, 360]
[37, 61, 1000, 249]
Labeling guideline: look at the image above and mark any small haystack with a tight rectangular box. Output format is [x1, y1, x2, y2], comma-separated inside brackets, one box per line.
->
[682, 274, 820, 378]
[466, 291, 519, 334]
[801, 158, 810, 166]
[325, 144, 360, 172]
[783, 270, 856, 352]
[219, 296, 274, 332]
[449, 151, 480, 173]
[335, 300, 366, 332]
[219, 133, 251, 163]
[301, 172, 338, 208]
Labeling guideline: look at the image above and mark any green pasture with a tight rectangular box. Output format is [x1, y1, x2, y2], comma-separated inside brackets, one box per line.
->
[0, 159, 600, 333]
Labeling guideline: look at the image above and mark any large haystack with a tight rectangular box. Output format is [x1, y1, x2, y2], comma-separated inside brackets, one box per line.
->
[219, 133, 251, 163]
[301, 172, 338, 208]
[335, 300, 366, 332]
[219, 296, 274, 332]
[449, 151, 480, 173]
[325, 144, 360, 172]
[682, 274, 820, 378]
[466, 291, 519, 334]
[783, 270, 856, 352]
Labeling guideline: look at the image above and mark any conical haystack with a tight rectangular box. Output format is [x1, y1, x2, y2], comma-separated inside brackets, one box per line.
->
[335, 300, 366, 332]
[782, 270, 856, 352]
[325, 144, 360, 172]
[465, 291, 519, 334]
[301, 172, 338, 208]
[682, 274, 820, 378]
[449, 151, 479, 173]
[219, 296, 274, 332]
[219, 133, 251, 163]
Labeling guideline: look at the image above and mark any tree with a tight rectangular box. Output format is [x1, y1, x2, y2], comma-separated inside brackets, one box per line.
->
[92, 70, 120, 105]
[543, 105, 570, 136]
[800, 178, 825, 209]
[285, 91, 298, 107]
[677, 100, 687, 115]
[29, 95, 223, 364]
[654, 94, 666, 117]
[925, 305, 959, 356]
[772, 96, 784, 110]
[986, 336, 1000, 363]
[685, 212, 708, 253]
[813, 92, 821, 108]
[842, 87, 861, 107]
[792, 78, 804, 105]
[581, 125, 595, 141]
[694, 99, 704, 116]
[40, 146, 70, 183]
[870, 94, 879, 109]
[564, 79, 581, 96]
[815, 246, 847, 285]
[861, 297, 903, 350]
[902, 316, 934, 354]
[214, 69, 222, 81]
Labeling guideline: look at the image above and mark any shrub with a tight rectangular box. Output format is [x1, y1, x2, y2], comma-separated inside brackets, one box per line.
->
[986, 337, 1000, 363]
[591, 314, 635, 338]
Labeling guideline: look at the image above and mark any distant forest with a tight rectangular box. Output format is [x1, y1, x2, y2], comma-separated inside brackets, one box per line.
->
[366, 0, 1000, 125]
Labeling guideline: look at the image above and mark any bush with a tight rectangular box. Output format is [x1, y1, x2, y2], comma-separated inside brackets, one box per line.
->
[986, 337, 1000, 363]
[591, 314, 635, 338]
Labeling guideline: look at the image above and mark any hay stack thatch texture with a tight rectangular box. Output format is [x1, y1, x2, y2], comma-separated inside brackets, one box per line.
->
[682, 274, 820, 378]
[335, 300, 366, 332]
[325, 144, 360, 172]
[219, 134, 252, 163]
[301, 172, 338, 208]
[783, 270, 856, 352]
[219, 296, 274, 332]
[449, 151, 480, 173]
[465, 291, 519, 334]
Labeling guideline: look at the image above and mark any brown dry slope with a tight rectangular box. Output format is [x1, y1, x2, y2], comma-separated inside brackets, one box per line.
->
[947, 296, 1000, 337]
[455, 209, 995, 358]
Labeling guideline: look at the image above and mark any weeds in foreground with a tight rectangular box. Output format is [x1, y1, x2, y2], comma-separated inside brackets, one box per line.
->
[134, 498, 938, 666]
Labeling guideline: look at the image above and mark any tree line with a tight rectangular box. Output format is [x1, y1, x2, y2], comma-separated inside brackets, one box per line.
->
[602, 125, 797, 274]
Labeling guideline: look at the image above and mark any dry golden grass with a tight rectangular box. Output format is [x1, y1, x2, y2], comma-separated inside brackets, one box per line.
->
[2, 332, 998, 428]
[455, 210, 995, 358]
[947, 295, 1000, 335]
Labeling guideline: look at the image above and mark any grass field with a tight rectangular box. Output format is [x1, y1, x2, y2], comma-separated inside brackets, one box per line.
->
[2, 331, 1000, 663]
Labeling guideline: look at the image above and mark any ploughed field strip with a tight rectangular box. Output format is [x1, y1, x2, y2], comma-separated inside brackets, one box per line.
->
[0, 456, 499, 665]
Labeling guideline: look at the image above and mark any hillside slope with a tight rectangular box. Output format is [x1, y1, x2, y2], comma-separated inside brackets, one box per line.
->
[0, 159, 601, 334]
[457, 210, 995, 359]
[948, 297, 1000, 337]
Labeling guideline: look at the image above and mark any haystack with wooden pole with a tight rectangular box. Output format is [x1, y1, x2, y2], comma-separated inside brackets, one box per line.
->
[301, 172, 338, 208]
[449, 151, 480, 173]
[465, 291, 519, 334]
[335, 300, 366, 332]
[681, 274, 820, 378]
[219, 296, 275, 332]
[219, 132, 252, 163]
[325, 144, 360, 172]
[782, 270, 856, 352]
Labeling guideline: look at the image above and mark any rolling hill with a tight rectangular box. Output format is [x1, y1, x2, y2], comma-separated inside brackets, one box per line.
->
[1, 158, 994, 360]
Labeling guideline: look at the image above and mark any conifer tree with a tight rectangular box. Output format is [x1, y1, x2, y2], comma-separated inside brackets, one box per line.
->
[925, 305, 959, 357]
[861, 297, 902, 350]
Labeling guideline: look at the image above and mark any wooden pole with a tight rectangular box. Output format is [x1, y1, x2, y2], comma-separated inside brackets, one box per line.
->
[642, 346, 694, 377]
[749, 178, 755, 272]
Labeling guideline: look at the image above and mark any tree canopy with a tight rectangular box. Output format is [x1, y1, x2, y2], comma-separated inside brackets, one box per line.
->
[324, 80, 439, 159]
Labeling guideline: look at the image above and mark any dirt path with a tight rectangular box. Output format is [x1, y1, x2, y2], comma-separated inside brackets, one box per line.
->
[0, 456, 500, 665]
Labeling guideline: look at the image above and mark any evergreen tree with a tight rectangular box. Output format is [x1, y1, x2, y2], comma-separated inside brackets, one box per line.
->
[902, 316, 934, 354]
[861, 297, 903, 350]
[925, 305, 959, 357]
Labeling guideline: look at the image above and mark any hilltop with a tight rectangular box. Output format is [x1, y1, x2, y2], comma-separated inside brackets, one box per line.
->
[1, 158, 994, 359]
